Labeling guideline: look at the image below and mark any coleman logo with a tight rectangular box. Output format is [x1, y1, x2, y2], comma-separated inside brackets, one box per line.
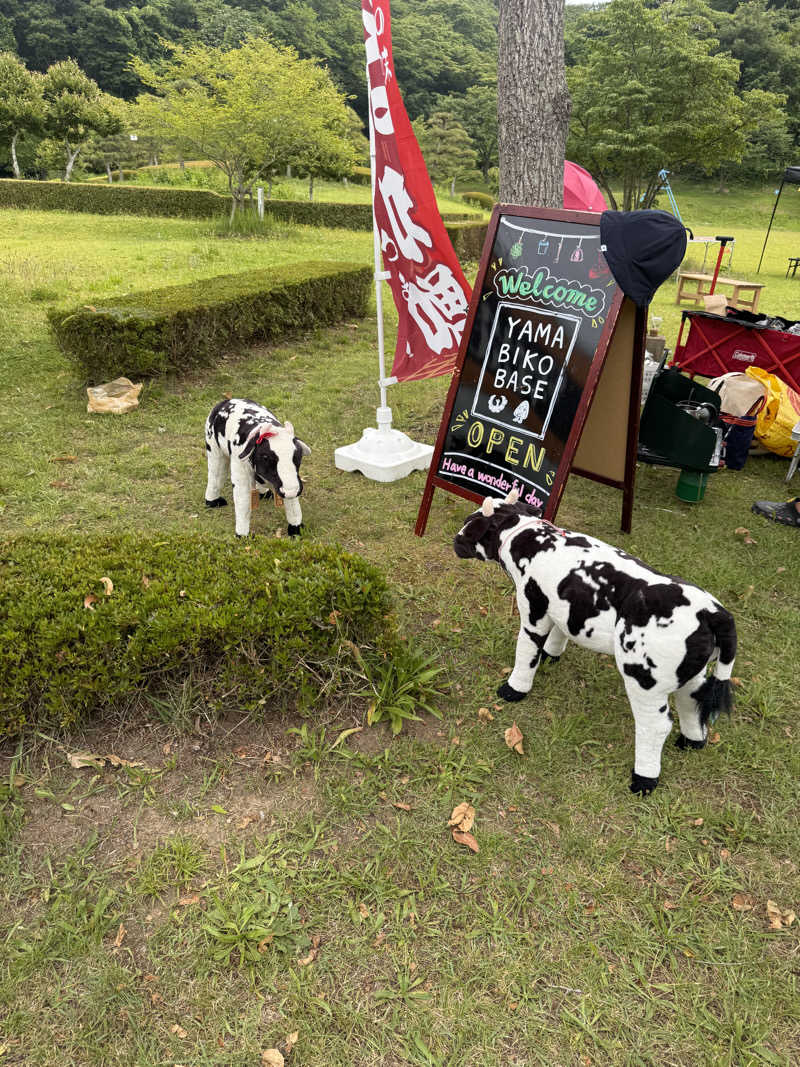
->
[732, 349, 756, 363]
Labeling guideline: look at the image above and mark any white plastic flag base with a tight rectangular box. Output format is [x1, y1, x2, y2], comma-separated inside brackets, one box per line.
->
[334, 406, 433, 483]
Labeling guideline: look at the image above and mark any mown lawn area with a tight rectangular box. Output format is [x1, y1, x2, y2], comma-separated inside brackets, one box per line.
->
[0, 186, 798, 1067]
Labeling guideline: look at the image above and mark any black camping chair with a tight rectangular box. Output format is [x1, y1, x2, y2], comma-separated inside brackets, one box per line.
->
[638, 364, 723, 473]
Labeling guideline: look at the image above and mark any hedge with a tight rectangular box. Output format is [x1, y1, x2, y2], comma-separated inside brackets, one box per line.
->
[0, 534, 395, 738]
[460, 190, 495, 210]
[47, 261, 373, 382]
[261, 199, 473, 231]
[0, 179, 477, 229]
[445, 220, 489, 261]
[0, 178, 229, 218]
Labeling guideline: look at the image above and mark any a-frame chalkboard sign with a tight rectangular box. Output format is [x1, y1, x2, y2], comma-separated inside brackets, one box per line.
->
[415, 205, 647, 536]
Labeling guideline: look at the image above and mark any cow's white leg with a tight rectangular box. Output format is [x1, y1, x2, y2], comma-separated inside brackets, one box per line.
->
[673, 669, 709, 749]
[542, 626, 569, 661]
[627, 692, 673, 794]
[205, 443, 229, 505]
[230, 458, 254, 536]
[499, 611, 553, 701]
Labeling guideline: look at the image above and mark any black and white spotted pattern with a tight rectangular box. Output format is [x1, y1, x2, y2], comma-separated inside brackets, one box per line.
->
[454, 493, 737, 795]
[204, 398, 311, 537]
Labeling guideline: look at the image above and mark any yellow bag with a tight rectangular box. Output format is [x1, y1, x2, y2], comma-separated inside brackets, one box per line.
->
[745, 366, 800, 457]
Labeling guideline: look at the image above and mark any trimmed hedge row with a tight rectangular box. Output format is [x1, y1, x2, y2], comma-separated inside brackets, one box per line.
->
[461, 190, 495, 210]
[0, 178, 228, 218]
[445, 220, 489, 261]
[262, 198, 473, 231]
[0, 179, 477, 230]
[48, 261, 373, 382]
[0, 534, 395, 738]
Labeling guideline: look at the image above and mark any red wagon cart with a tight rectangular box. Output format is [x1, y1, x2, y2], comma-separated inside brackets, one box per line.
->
[672, 310, 800, 393]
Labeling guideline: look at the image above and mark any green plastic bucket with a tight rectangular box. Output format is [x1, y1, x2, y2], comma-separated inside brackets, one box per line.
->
[676, 469, 708, 502]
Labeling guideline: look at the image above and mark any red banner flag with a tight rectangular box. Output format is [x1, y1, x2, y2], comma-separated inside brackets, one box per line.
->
[362, 0, 472, 383]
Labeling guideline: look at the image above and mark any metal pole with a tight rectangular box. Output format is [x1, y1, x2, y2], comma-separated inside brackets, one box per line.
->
[710, 235, 734, 294]
[366, 55, 392, 418]
[757, 180, 785, 274]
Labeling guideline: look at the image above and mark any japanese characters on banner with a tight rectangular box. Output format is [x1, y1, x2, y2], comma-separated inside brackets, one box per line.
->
[362, 0, 472, 382]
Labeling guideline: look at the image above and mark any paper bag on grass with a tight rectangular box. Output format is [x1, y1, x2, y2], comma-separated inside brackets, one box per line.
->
[87, 377, 142, 414]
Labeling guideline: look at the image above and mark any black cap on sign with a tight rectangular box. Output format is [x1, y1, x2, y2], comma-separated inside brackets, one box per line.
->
[599, 209, 688, 308]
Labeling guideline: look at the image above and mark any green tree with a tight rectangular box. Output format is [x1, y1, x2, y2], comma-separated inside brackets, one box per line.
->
[413, 109, 479, 194]
[132, 38, 356, 220]
[0, 50, 43, 177]
[439, 83, 498, 181]
[40, 58, 121, 180]
[567, 0, 758, 211]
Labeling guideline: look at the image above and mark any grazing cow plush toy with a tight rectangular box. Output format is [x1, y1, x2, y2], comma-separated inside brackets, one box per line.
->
[454, 490, 736, 795]
[205, 398, 311, 538]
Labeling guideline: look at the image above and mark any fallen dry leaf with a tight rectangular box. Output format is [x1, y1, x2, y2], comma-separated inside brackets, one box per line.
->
[692, 817, 704, 826]
[83, 593, 98, 611]
[236, 815, 257, 830]
[170, 1023, 188, 1039]
[50, 454, 77, 463]
[766, 900, 796, 930]
[452, 829, 479, 853]
[261, 1051, 284, 1067]
[141, 574, 151, 588]
[177, 895, 200, 907]
[477, 706, 494, 722]
[448, 802, 475, 833]
[99, 576, 113, 596]
[358, 901, 370, 919]
[104, 754, 144, 768]
[392, 801, 411, 812]
[297, 946, 318, 966]
[504, 722, 524, 755]
[709, 731, 721, 744]
[285, 1032, 299, 1054]
[68, 751, 105, 769]
[719, 848, 731, 861]
[50, 480, 71, 489]
[731, 892, 757, 912]
[113, 923, 126, 947]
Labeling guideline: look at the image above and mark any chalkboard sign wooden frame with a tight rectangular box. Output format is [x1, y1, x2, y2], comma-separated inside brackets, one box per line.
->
[415, 204, 647, 535]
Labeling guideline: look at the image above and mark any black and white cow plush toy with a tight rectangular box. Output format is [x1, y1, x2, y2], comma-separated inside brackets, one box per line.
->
[454, 490, 737, 795]
[205, 398, 311, 538]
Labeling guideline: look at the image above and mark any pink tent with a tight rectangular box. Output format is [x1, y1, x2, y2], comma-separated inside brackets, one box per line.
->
[564, 161, 607, 212]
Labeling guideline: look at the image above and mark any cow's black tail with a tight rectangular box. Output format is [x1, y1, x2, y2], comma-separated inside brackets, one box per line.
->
[696, 609, 737, 729]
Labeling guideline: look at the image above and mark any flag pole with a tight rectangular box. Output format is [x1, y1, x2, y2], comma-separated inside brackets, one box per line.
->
[333, 50, 433, 482]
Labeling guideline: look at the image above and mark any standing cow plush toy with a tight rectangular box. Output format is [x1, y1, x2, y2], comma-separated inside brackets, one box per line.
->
[454, 490, 736, 795]
[205, 398, 311, 537]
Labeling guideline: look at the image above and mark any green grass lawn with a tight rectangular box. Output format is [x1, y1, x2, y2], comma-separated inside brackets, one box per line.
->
[0, 185, 799, 1067]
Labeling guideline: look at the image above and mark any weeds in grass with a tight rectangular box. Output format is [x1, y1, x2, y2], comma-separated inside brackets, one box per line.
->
[355, 644, 445, 735]
[134, 835, 207, 898]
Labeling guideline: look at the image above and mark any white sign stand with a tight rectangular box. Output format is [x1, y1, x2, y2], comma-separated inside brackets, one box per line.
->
[334, 58, 433, 483]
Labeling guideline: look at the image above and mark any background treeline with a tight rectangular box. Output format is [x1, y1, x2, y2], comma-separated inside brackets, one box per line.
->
[0, 0, 798, 198]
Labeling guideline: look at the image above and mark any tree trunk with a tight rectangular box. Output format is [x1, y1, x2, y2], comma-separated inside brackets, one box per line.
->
[117, 163, 123, 182]
[105, 163, 113, 183]
[268, 176, 273, 199]
[498, 0, 571, 207]
[308, 174, 314, 201]
[10, 132, 21, 179]
[450, 176, 456, 197]
[64, 141, 80, 182]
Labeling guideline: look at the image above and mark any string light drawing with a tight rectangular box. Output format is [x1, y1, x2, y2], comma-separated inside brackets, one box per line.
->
[570, 238, 584, 263]
[537, 237, 550, 255]
[554, 237, 564, 263]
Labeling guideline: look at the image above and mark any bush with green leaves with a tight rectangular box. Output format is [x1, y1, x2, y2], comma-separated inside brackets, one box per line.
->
[0, 178, 229, 218]
[47, 261, 372, 382]
[460, 190, 495, 210]
[445, 220, 489, 261]
[0, 534, 395, 739]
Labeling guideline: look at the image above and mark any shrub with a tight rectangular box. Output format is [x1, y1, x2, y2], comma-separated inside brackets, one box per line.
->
[349, 165, 372, 185]
[0, 534, 395, 738]
[445, 220, 489, 261]
[0, 178, 229, 218]
[47, 261, 373, 382]
[460, 191, 495, 210]
[262, 199, 473, 231]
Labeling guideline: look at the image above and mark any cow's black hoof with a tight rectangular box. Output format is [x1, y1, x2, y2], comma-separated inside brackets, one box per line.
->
[675, 733, 706, 750]
[235, 533, 250, 539]
[630, 770, 659, 796]
[288, 523, 303, 538]
[497, 681, 527, 702]
[205, 496, 227, 508]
